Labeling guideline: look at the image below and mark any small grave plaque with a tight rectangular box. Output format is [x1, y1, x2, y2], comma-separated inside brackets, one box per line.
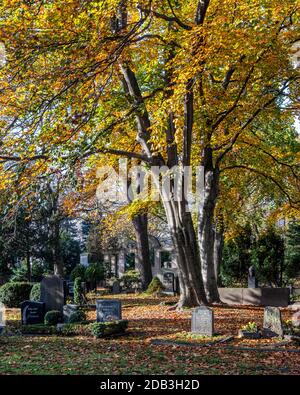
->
[263, 306, 283, 337]
[191, 305, 214, 337]
[96, 299, 122, 322]
[20, 301, 45, 325]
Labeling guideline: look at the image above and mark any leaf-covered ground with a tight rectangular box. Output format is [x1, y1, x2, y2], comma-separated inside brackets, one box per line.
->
[1, 294, 299, 375]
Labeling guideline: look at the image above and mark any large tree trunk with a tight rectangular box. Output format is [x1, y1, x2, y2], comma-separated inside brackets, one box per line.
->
[25, 227, 31, 282]
[198, 148, 220, 303]
[213, 219, 224, 287]
[162, 193, 207, 307]
[132, 213, 153, 290]
[52, 220, 64, 278]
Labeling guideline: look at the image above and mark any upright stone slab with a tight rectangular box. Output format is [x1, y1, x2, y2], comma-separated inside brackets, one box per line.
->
[0, 302, 5, 334]
[162, 272, 175, 293]
[112, 280, 121, 295]
[67, 281, 74, 297]
[41, 275, 66, 313]
[20, 301, 45, 325]
[248, 266, 258, 288]
[63, 304, 79, 323]
[263, 306, 283, 337]
[191, 305, 214, 336]
[96, 299, 122, 322]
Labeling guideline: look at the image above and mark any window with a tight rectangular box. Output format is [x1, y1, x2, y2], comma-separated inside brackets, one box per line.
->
[125, 253, 135, 271]
[160, 251, 171, 268]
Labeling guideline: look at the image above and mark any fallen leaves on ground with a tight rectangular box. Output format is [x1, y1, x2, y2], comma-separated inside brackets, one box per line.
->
[1, 295, 299, 375]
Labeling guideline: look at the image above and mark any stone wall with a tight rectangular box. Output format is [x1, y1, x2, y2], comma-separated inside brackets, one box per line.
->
[218, 288, 290, 307]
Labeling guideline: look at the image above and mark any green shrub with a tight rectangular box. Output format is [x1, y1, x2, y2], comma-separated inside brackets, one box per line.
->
[20, 324, 57, 335]
[70, 265, 86, 282]
[120, 270, 141, 291]
[59, 323, 91, 337]
[89, 320, 128, 339]
[146, 277, 165, 294]
[0, 282, 33, 307]
[30, 283, 41, 301]
[74, 277, 84, 304]
[241, 322, 258, 333]
[44, 310, 62, 326]
[85, 262, 104, 290]
[68, 310, 86, 324]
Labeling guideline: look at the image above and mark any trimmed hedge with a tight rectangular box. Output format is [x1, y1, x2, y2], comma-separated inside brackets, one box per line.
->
[44, 310, 62, 326]
[74, 277, 84, 304]
[146, 277, 165, 294]
[20, 324, 57, 335]
[59, 323, 91, 337]
[70, 265, 86, 282]
[6, 320, 128, 338]
[30, 283, 41, 301]
[0, 282, 33, 307]
[68, 310, 86, 324]
[90, 320, 128, 338]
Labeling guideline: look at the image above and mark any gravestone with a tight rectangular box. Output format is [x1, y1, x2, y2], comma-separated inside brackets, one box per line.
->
[63, 304, 79, 323]
[96, 299, 122, 322]
[263, 306, 283, 337]
[67, 281, 74, 297]
[248, 266, 258, 288]
[80, 253, 89, 267]
[20, 301, 45, 325]
[0, 302, 5, 334]
[112, 280, 121, 294]
[191, 305, 214, 336]
[41, 275, 66, 313]
[163, 272, 175, 294]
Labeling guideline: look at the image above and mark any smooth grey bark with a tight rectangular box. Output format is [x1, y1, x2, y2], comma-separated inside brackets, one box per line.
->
[198, 147, 220, 303]
[159, 179, 207, 307]
[47, 182, 64, 278]
[52, 219, 64, 278]
[213, 219, 224, 286]
[132, 213, 153, 290]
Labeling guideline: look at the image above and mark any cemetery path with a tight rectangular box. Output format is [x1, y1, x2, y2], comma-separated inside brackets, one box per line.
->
[1, 295, 299, 375]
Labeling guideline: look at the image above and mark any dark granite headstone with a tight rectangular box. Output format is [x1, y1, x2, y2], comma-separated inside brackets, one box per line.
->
[191, 305, 214, 336]
[112, 280, 121, 294]
[20, 301, 45, 325]
[248, 266, 258, 288]
[63, 304, 79, 323]
[263, 306, 283, 337]
[67, 281, 74, 297]
[96, 299, 122, 322]
[41, 275, 66, 313]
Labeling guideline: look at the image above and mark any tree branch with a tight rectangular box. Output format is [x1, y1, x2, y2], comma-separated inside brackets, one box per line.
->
[221, 165, 297, 205]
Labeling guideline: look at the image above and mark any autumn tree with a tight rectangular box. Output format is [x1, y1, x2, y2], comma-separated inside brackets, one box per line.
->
[0, 0, 299, 306]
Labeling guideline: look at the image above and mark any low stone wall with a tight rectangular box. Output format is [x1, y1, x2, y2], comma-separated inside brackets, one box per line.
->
[218, 288, 290, 307]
